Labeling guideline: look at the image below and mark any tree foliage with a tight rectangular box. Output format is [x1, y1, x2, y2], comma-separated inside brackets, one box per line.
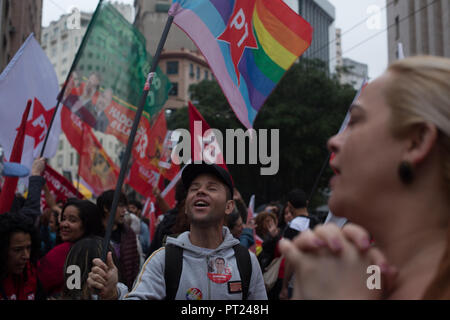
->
[167, 59, 356, 213]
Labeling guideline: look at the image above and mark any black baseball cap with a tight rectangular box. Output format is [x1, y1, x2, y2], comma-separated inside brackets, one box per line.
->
[182, 162, 234, 197]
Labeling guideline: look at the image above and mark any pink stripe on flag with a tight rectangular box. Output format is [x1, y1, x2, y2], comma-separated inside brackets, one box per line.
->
[173, 9, 252, 129]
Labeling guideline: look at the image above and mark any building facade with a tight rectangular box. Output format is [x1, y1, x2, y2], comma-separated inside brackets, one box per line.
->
[339, 57, 368, 90]
[298, 0, 336, 72]
[387, 0, 450, 63]
[334, 28, 369, 90]
[134, 0, 197, 56]
[160, 48, 212, 110]
[0, 0, 43, 71]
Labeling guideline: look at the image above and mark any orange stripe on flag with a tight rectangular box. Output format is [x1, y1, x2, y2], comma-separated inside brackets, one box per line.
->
[255, 0, 310, 56]
[260, 0, 313, 44]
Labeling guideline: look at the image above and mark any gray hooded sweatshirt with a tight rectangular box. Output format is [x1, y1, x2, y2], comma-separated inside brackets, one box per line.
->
[118, 227, 267, 300]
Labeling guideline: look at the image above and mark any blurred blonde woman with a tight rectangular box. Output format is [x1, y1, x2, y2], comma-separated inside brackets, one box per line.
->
[280, 56, 450, 300]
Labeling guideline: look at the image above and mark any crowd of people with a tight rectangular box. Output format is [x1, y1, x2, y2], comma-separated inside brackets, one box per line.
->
[0, 56, 449, 300]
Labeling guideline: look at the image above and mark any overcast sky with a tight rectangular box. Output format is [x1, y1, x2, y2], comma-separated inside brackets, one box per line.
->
[42, 0, 388, 79]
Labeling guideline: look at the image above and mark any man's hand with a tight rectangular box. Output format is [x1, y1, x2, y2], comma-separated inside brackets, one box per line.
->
[87, 252, 119, 300]
[31, 157, 46, 176]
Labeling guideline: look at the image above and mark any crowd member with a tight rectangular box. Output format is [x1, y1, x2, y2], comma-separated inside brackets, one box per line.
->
[279, 189, 317, 299]
[0, 212, 44, 300]
[39, 208, 60, 257]
[254, 210, 284, 299]
[97, 190, 141, 290]
[283, 189, 316, 239]
[280, 56, 450, 300]
[278, 203, 294, 233]
[127, 200, 151, 257]
[8, 157, 46, 222]
[38, 199, 104, 298]
[148, 181, 186, 256]
[232, 188, 249, 224]
[62, 236, 118, 300]
[255, 211, 279, 241]
[225, 209, 255, 249]
[87, 163, 267, 300]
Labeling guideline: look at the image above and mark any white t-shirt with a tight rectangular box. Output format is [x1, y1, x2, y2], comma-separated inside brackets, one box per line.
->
[289, 216, 310, 232]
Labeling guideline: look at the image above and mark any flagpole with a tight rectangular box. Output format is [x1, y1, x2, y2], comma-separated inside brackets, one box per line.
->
[40, 0, 104, 158]
[101, 15, 175, 262]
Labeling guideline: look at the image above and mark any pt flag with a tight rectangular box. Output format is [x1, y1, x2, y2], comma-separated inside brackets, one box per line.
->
[188, 102, 228, 173]
[61, 2, 171, 145]
[170, 0, 313, 128]
[0, 34, 61, 171]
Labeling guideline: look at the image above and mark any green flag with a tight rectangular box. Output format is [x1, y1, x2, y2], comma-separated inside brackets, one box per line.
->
[62, 2, 171, 144]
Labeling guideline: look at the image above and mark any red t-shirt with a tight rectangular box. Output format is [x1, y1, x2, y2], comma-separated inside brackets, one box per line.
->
[37, 242, 72, 296]
[1, 262, 38, 300]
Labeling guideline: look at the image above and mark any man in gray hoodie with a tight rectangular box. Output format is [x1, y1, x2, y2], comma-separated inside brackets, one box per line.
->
[87, 163, 267, 300]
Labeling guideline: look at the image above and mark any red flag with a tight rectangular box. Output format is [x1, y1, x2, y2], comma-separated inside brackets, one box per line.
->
[40, 163, 84, 210]
[133, 110, 179, 181]
[188, 101, 229, 172]
[0, 100, 32, 214]
[61, 105, 84, 154]
[126, 161, 160, 198]
[61, 105, 119, 196]
[78, 123, 119, 197]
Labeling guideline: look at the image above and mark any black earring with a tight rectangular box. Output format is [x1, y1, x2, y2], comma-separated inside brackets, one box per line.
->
[398, 161, 414, 185]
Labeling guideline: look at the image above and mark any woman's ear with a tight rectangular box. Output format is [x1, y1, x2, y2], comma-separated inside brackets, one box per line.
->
[404, 122, 438, 166]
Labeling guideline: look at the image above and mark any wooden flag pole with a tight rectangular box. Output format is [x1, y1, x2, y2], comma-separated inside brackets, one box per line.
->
[101, 15, 175, 262]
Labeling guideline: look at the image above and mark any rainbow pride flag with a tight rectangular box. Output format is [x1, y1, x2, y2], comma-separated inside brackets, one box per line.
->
[169, 0, 313, 128]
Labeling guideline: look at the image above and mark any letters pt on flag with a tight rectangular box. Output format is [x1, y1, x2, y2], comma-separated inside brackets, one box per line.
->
[169, 0, 313, 128]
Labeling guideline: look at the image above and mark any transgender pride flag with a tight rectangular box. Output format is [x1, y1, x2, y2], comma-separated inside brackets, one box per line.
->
[169, 0, 313, 129]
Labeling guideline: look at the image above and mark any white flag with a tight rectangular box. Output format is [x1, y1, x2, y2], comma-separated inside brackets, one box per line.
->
[0, 34, 61, 172]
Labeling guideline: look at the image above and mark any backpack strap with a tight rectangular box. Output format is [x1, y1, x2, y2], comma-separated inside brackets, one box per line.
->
[233, 244, 252, 300]
[164, 244, 183, 300]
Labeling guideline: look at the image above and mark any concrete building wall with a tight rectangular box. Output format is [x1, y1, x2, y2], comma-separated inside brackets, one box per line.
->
[0, 0, 43, 71]
[387, 0, 450, 63]
[134, 0, 197, 56]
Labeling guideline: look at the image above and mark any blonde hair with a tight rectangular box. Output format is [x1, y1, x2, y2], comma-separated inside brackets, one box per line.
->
[384, 56, 450, 190]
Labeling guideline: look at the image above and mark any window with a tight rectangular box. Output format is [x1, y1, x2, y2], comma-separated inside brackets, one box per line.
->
[59, 140, 64, 150]
[189, 64, 194, 78]
[169, 82, 178, 96]
[196, 66, 200, 80]
[204, 70, 209, 80]
[166, 61, 179, 75]
[57, 155, 63, 167]
[70, 153, 74, 166]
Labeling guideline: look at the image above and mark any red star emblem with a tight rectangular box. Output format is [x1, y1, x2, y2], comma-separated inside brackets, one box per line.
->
[217, 0, 258, 85]
[24, 98, 55, 149]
